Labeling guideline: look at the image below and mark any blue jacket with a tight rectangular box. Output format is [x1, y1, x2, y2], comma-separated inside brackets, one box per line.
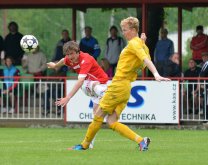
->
[3, 65, 19, 90]
[79, 36, 101, 60]
[154, 38, 174, 62]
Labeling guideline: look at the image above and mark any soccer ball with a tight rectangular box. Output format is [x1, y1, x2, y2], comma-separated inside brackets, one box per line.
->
[20, 35, 39, 53]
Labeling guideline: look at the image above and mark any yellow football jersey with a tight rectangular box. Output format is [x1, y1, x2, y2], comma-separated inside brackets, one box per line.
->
[113, 36, 151, 82]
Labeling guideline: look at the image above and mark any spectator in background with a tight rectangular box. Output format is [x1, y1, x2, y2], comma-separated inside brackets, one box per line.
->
[41, 79, 63, 116]
[21, 46, 47, 77]
[0, 35, 4, 65]
[99, 58, 113, 78]
[51, 29, 71, 76]
[184, 59, 201, 80]
[199, 52, 208, 68]
[183, 59, 201, 114]
[42, 30, 71, 115]
[53, 29, 71, 62]
[79, 26, 101, 60]
[194, 52, 208, 119]
[104, 25, 126, 76]
[190, 25, 208, 64]
[0, 56, 20, 114]
[163, 53, 181, 77]
[4, 21, 24, 65]
[154, 28, 174, 76]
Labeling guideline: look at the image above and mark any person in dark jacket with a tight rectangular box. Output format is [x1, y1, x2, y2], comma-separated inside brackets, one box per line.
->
[4, 21, 24, 65]
[79, 26, 101, 60]
[194, 52, 208, 119]
[51, 29, 71, 76]
[163, 53, 181, 77]
[154, 28, 174, 76]
[183, 59, 201, 114]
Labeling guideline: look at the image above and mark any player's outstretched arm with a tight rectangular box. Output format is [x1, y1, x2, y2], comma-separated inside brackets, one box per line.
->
[47, 58, 65, 69]
[55, 77, 85, 107]
[144, 58, 171, 82]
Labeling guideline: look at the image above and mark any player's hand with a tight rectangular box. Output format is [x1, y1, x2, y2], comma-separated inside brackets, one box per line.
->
[55, 97, 70, 107]
[154, 73, 171, 82]
[47, 62, 56, 69]
[155, 76, 171, 82]
[140, 33, 147, 42]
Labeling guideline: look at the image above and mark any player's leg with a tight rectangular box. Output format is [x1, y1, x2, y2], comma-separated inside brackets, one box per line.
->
[106, 111, 150, 151]
[87, 83, 107, 149]
[89, 102, 99, 149]
[81, 81, 107, 149]
[80, 107, 106, 149]
[107, 111, 143, 143]
[68, 107, 105, 150]
[69, 81, 106, 150]
[100, 79, 150, 151]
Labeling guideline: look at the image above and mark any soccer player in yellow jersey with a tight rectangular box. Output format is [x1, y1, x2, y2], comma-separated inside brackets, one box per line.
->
[69, 17, 170, 151]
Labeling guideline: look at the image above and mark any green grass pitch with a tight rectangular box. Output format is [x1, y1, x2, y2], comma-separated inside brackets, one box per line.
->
[0, 128, 208, 165]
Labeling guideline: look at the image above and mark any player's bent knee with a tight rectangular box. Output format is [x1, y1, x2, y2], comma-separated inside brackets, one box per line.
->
[106, 119, 113, 127]
[93, 115, 104, 123]
[108, 122, 117, 130]
[94, 107, 105, 118]
[106, 112, 118, 127]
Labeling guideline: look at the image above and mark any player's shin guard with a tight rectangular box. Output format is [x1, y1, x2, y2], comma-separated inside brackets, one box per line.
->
[109, 122, 143, 143]
[81, 116, 104, 149]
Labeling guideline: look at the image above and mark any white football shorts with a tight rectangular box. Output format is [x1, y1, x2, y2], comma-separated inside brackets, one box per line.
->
[81, 80, 107, 104]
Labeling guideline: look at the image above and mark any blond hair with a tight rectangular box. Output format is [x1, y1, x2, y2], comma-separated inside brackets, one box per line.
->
[120, 17, 139, 32]
[63, 41, 80, 55]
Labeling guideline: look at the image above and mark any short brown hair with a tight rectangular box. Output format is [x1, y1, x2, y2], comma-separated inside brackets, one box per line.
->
[201, 52, 208, 56]
[63, 41, 80, 55]
[120, 17, 139, 32]
[84, 26, 92, 31]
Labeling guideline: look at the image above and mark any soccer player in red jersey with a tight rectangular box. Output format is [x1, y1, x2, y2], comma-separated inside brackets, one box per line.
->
[47, 41, 108, 148]
[47, 41, 108, 108]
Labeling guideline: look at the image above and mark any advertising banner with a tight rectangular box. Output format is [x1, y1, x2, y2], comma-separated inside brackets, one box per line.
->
[66, 80, 179, 124]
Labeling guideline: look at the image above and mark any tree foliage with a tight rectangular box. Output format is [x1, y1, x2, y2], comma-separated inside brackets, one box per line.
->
[0, 7, 207, 67]
[0, 8, 136, 61]
[165, 7, 208, 32]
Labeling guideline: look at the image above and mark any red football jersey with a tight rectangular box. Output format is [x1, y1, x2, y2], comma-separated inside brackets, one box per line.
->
[191, 34, 208, 60]
[64, 51, 108, 84]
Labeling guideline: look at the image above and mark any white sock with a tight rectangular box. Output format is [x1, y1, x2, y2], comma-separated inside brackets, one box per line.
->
[89, 136, 96, 149]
